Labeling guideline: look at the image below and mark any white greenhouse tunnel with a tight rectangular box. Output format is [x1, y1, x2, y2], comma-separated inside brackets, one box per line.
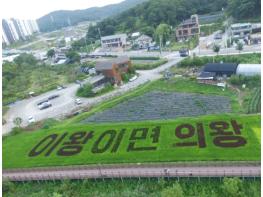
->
[236, 64, 261, 76]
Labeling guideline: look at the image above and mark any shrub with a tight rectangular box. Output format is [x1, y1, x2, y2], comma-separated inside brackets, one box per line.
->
[76, 83, 94, 97]
[133, 59, 168, 70]
[130, 56, 160, 60]
[41, 118, 59, 129]
[2, 180, 15, 194]
[178, 53, 261, 67]
[9, 127, 23, 136]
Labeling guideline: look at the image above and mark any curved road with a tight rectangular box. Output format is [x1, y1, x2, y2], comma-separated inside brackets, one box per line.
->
[3, 164, 260, 181]
[2, 57, 183, 134]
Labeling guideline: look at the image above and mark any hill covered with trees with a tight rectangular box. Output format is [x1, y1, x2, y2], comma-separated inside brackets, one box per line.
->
[86, 0, 260, 42]
[37, 0, 148, 32]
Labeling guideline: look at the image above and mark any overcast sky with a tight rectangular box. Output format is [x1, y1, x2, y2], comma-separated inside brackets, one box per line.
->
[1, 0, 124, 20]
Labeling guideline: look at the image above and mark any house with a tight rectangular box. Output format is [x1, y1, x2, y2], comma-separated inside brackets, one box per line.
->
[134, 34, 152, 49]
[95, 56, 132, 85]
[202, 63, 238, 77]
[230, 23, 252, 38]
[101, 34, 127, 49]
[176, 15, 200, 41]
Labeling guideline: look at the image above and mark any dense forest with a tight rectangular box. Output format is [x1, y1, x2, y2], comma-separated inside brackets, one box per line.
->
[37, 0, 148, 32]
[86, 0, 260, 42]
[86, 0, 228, 41]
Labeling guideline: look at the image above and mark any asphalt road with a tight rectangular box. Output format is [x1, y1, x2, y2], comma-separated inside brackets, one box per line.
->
[3, 164, 260, 181]
[2, 58, 183, 134]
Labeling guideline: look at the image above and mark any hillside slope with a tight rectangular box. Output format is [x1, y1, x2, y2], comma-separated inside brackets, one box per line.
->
[37, 0, 148, 32]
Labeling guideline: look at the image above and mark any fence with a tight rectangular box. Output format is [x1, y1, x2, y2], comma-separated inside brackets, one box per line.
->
[3, 161, 261, 182]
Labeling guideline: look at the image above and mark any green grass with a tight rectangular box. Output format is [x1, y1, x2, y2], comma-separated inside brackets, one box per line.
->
[3, 114, 260, 169]
[178, 53, 261, 67]
[247, 88, 261, 114]
[3, 178, 261, 197]
[169, 37, 199, 51]
[133, 59, 168, 70]
[200, 22, 224, 36]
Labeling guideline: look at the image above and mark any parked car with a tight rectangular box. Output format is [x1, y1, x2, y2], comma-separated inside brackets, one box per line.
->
[179, 48, 190, 57]
[148, 46, 160, 51]
[129, 75, 138, 82]
[48, 94, 60, 100]
[37, 99, 49, 106]
[214, 33, 222, 40]
[75, 99, 82, 105]
[28, 116, 35, 123]
[39, 102, 52, 110]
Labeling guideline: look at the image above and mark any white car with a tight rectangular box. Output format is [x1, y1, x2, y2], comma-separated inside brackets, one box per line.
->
[129, 75, 138, 82]
[28, 116, 35, 123]
[75, 99, 82, 105]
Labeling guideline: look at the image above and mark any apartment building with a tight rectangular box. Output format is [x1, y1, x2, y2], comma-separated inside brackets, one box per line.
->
[101, 34, 127, 49]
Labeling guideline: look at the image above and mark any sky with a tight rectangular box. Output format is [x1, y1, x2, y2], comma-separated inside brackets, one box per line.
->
[1, 0, 124, 20]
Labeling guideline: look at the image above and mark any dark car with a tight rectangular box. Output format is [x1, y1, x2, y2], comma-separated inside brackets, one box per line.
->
[39, 102, 52, 110]
[214, 33, 222, 40]
[48, 94, 59, 100]
[179, 48, 189, 57]
[37, 99, 49, 106]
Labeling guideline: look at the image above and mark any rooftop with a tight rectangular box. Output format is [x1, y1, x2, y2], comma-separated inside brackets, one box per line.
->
[95, 56, 130, 71]
[101, 34, 127, 41]
[231, 23, 251, 28]
[203, 63, 238, 73]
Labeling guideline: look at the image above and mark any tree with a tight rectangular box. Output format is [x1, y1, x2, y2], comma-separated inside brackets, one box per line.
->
[213, 44, 221, 55]
[155, 23, 172, 51]
[141, 26, 155, 37]
[13, 117, 22, 128]
[47, 49, 55, 58]
[236, 42, 244, 53]
[66, 50, 81, 63]
[221, 177, 244, 197]
[161, 183, 184, 197]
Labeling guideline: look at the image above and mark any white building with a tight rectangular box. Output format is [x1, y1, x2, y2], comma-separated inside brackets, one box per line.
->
[101, 34, 127, 48]
[236, 64, 261, 76]
[2, 29, 10, 45]
[6, 19, 19, 41]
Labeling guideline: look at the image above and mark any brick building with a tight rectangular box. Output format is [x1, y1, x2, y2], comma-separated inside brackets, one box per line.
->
[176, 15, 200, 41]
[95, 56, 132, 85]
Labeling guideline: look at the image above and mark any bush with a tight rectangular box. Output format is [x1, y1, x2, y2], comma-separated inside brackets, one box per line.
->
[229, 75, 260, 88]
[9, 127, 23, 136]
[76, 83, 94, 97]
[2, 180, 15, 194]
[133, 59, 168, 70]
[130, 56, 160, 60]
[41, 118, 59, 129]
[178, 53, 261, 67]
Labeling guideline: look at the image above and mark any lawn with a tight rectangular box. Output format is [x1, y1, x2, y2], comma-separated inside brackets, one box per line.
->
[3, 178, 260, 197]
[3, 114, 260, 169]
[132, 59, 168, 70]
